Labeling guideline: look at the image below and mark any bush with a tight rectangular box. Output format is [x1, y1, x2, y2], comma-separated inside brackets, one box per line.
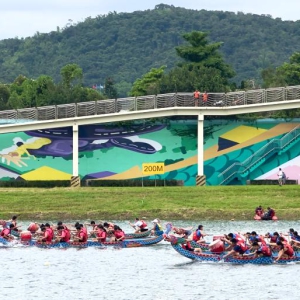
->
[0, 180, 71, 188]
[84, 179, 183, 187]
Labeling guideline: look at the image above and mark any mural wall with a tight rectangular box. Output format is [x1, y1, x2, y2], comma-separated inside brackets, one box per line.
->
[0, 117, 300, 185]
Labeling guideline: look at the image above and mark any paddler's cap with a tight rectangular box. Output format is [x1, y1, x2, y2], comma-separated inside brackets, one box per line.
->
[152, 219, 158, 223]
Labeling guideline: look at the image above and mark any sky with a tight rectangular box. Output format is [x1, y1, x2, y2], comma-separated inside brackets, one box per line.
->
[1, 0, 300, 40]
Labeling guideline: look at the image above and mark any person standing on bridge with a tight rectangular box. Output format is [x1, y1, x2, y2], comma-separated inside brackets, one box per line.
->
[193, 90, 200, 107]
[202, 91, 208, 106]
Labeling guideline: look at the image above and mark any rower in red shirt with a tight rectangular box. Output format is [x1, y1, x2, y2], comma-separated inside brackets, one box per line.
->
[38, 226, 52, 243]
[94, 224, 107, 243]
[74, 225, 88, 243]
[0, 224, 14, 241]
[111, 225, 125, 242]
[56, 225, 71, 242]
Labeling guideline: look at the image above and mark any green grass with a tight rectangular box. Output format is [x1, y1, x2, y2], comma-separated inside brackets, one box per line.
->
[0, 185, 300, 220]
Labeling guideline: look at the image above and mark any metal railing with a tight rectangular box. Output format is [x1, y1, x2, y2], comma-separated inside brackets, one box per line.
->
[218, 125, 300, 185]
[0, 85, 300, 125]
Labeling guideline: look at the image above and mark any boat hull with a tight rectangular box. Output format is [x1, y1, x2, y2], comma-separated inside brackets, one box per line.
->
[13, 234, 164, 249]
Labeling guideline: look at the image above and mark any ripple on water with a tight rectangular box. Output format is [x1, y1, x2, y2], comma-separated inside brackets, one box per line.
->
[1, 220, 300, 300]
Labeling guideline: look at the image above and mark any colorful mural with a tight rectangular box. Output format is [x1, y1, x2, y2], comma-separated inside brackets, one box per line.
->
[0, 118, 300, 185]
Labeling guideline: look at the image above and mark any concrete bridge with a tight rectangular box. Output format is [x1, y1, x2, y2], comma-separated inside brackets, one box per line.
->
[1, 85, 300, 185]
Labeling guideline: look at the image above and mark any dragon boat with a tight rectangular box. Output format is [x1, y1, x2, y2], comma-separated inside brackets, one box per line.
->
[10, 228, 152, 240]
[0, 224, 172, 249]
[0, 234, 164, 249]
[124, 230, 151, 239]
[165, 235, 300, 264]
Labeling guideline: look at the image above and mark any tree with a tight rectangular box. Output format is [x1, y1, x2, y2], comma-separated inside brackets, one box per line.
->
[60, 64, 83, 88]
[0, 84, 10, 110]
[261, 52, 300, 88]
[175, 31, 235, 81]
[160, 31, 235, 93]
[104, 77, 118, 99]
[130, 66, 165, 96]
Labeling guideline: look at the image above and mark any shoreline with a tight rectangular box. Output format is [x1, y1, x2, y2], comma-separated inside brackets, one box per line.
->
[1, 186, 300, 221]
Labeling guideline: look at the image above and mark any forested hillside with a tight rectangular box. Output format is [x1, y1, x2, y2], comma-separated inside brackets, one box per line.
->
[1, 4, 300, 96]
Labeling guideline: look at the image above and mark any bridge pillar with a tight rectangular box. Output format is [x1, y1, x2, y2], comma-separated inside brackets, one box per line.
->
[72, 124, 80, 187]
[197, 114, 206, 186]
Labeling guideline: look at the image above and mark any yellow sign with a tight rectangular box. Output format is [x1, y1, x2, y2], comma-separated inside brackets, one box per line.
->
[142, 163, 165, 175]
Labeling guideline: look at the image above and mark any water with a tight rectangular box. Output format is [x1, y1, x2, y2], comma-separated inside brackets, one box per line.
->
[1, 220, 300, 300]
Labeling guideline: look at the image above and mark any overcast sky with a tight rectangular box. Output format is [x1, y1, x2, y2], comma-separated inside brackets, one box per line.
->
[1, 0, 299, 40]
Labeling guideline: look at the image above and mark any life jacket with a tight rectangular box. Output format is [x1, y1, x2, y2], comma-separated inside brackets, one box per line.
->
[154, 223, 162, 231]
[43, 229, 53, 243]
[269, 209, 275, 218]
[259, 235, 267, 245]
[283, 241, 294, 257]
[234, 240, 248, 254]
[269, 234, 278, 243]
[79, 229, 88, 242]
[259, 245, 272, 257]
[140, 220, 147, 229]
[97, 229, 107, 242]
[114, 229, 125, 240]
[60, 229, 70, 242]
[62, 225, 71, 241]
[192, 230, 202, 242]
[46, 228, 54, 240]
[0, 228, 10, 237]
[255, 208, 263, 216]
[203, 93, 208, 102]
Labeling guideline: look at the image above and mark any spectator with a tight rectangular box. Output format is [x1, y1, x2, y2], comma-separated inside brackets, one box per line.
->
[202, 91, 208, 106]
[193, 90, 200, 107]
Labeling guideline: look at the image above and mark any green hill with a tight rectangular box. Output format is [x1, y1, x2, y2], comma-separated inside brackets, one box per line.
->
[1, 4, 300, 95]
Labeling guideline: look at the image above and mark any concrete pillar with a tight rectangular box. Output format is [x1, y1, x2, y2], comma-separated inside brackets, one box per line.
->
[71, 124, 80, 187]
[196, 114, 206, 186]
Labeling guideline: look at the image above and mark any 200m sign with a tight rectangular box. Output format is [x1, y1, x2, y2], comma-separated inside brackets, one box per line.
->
[142, 163, 165, 175]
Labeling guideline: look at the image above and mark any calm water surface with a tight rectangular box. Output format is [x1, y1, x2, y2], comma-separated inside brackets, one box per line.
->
[1, 220, 300, 300]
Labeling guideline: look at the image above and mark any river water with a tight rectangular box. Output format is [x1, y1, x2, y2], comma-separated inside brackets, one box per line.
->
[1, 220, 300, 300]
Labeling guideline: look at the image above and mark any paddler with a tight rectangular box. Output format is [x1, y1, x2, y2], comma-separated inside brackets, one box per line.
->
[275, 240, 294, 262]
[73, 225, 88, 243]
[56, 225, 71, 243]
[223, 238, 250, 258]
[38, 225, 53, 243]
[251, 242, 272, 257]
[94, 224, 107, 243]
[0, 224, 14, 241]
[111, 225, 125, 242]
[192, 225, 207, 244]
[129, 218, 148, 233]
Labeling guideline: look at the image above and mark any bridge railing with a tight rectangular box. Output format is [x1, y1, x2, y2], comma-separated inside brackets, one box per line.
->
[1, 85, 300, 124]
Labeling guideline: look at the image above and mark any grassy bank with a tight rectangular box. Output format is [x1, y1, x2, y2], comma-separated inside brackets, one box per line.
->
[0, 186, 300, 221]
